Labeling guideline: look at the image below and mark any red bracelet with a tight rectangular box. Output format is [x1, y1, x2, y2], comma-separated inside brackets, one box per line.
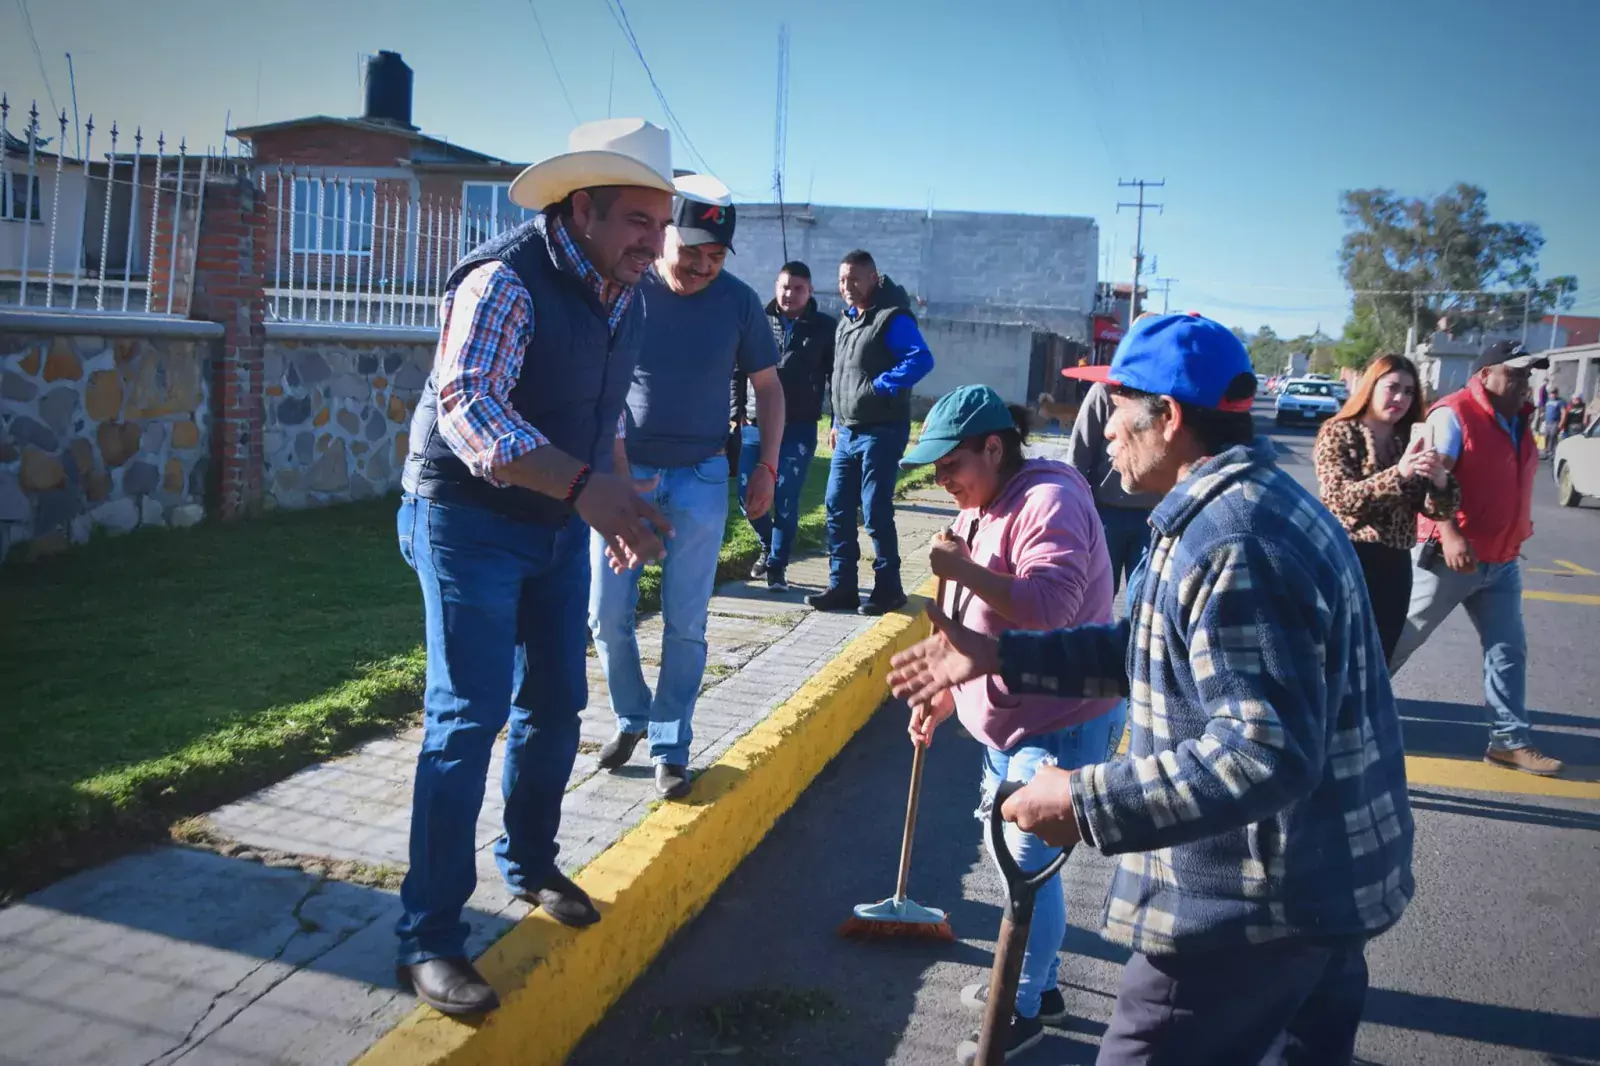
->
[564, 464, 592, 502]
[758, 461, 778, 480]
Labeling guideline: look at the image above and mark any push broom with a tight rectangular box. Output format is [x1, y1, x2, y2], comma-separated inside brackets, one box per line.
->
[838, 577, 955, 944]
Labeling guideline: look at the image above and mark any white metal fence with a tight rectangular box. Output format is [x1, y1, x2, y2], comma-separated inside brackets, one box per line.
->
[0, 95, 218, 315]
[262, 169, 528, 330]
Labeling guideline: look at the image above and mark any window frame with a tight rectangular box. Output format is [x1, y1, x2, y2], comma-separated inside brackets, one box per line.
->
[0, 169, 43, 223]
[289, 176, 377, 257]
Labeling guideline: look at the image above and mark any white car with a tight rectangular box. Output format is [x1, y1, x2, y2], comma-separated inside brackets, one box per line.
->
[1553, 417, 1600, 507]
[1275, 378, 1341, 427]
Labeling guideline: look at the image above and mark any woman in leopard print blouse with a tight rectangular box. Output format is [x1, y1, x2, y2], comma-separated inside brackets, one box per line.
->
[1314, 354, 1460, 661]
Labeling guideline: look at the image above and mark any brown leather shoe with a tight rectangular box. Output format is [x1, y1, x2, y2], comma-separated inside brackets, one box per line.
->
[397, 957, 499, 1015]
[1485, 746, 1564, 777]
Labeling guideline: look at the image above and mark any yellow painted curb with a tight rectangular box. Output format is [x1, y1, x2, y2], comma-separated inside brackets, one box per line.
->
[356, 578, 937, 1066]
[1405, 755, 1600, 801]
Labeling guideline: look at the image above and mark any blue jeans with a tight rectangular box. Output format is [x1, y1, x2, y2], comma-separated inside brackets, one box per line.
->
[394, 496, 590, 965]
[1098, 505, 1153, 594]
[978, 702, 1128, 1019]
[1390, 551, 1530, 750]
[824, 421, 911, 595]
[737, 422, 816, 571]
[589, 455, 730, 767]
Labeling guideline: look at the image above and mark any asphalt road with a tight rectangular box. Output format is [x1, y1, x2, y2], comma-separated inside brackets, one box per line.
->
[573, 411, 1600, 1066]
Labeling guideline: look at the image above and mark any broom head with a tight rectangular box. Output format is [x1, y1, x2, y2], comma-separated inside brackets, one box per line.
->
[838, 896, 954, 941]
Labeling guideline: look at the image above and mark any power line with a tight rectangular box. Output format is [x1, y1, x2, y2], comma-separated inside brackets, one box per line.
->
[601, 0, 717, 178]
[15, 0, 59, 119]
[772, 24, 790, 261]
[526, 0, 580, 124]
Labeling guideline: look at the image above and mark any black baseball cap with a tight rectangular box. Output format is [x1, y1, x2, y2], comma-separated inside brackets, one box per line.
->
[1473, 340, 1549, 373]
[671, 173, 736, 251]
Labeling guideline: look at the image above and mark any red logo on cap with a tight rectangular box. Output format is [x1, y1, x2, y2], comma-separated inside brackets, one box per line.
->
[700, 205, 726, 225]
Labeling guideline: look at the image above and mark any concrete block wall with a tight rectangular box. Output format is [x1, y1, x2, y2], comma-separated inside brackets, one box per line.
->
[917, 320, 1037, 406]
[725, 204, 1098, 341]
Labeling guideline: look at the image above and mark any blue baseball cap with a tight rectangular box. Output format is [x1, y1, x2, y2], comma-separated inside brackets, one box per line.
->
[1063, 312, 1255, 412]
[901, 385, 1017, 467]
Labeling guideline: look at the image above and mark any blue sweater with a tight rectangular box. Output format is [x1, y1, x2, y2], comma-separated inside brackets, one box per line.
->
[998, 438, 1414, 955]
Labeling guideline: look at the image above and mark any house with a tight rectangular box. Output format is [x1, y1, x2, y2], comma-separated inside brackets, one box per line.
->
[227, 51, 535, 317]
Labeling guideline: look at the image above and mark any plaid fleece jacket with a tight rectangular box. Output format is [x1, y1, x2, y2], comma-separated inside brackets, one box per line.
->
[997, 438, 1414, 955]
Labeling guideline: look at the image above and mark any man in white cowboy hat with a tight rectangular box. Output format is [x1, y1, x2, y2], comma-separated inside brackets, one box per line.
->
[394, 118, 678, 1015]
[589, 173, 786, 800]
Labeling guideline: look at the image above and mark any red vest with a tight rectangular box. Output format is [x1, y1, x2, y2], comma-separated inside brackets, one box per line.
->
[1416, 378, 1536, 564]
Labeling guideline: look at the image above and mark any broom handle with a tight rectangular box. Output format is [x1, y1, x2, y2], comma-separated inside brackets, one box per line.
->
[894, 574, 946, 903]
[893, 741, 926, 903]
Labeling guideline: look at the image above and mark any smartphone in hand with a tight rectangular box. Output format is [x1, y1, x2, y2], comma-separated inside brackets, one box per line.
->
[1409, 421, 1435, 451]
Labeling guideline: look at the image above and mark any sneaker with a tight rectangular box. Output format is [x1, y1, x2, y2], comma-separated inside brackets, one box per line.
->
[954, 1010, 1045, 1064]
[858, 589, 908, 616]
[1485, 746, 1563, 776]
[766, 568, 789, 593]
[960, 982, 1068, 1025]
[597, 729, 644, 771]
[750, 555, 769, 579]
[806, 585, 860, 612]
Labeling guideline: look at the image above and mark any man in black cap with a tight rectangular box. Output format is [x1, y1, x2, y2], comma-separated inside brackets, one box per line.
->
[1391, 340, 1563, 776]
[589, 175, 785, 800]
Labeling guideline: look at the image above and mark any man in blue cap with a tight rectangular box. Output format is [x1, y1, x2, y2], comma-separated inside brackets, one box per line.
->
[889, 313, 1414, 1064]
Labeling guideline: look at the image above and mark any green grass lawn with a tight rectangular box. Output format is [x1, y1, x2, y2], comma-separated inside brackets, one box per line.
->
[1, 419, 934, 895]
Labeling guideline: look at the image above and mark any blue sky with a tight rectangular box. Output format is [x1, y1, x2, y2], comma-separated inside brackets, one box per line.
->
[5, 0, 1597, 337]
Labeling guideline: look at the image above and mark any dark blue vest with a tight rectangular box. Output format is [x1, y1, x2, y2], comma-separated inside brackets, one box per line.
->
[402, 215, 643, 525]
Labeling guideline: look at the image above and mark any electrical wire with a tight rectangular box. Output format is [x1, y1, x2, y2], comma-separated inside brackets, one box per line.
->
[600, 0, 718, 178]
[526, 0, 580, 124]
[15, 0, 59, 121]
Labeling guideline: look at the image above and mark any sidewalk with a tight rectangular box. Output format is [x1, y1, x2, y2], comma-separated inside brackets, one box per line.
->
[0, 489, 957, 1066]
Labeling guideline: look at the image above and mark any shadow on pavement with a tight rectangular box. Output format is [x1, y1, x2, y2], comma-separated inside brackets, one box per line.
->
[1364, 987, 1600, 1060]
[569, 701, 1004, 1065]
[1407, 788, 1600, 833]
[1398, 698, 1600, 769]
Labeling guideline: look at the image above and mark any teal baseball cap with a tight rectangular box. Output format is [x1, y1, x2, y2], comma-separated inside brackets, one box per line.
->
[901, 385, 1018, 467]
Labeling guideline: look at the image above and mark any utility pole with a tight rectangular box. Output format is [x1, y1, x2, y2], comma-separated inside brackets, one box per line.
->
[1153, 276, 1177, 314]
[1117, 179, 1164, 328]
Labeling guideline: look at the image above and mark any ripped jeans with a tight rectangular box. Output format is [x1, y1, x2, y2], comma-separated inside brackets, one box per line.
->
[977, 703, 1127, 1019]
[737, 422, 817, 571]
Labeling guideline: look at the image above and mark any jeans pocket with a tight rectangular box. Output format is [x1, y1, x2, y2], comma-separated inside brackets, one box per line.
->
[397, 494, 418, 570]
[694, 454, 731, 485]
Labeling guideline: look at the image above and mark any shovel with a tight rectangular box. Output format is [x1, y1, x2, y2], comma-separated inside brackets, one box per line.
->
[971, 779, 1072, 1066]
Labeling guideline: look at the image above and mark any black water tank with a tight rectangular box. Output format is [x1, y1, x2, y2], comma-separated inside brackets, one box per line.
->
[364, 51, 414, 129]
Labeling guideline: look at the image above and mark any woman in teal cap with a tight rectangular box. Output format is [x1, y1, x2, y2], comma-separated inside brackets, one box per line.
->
[902, 384, 1122, 1059]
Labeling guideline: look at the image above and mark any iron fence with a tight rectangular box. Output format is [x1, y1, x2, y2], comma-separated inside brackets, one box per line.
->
[262, 169, 526, 330]
[0, 95, 219, 315]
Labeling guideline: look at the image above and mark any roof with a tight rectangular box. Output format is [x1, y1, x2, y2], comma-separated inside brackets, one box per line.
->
[1544, 314, 1600, 347]
[227, 115, 506, 165]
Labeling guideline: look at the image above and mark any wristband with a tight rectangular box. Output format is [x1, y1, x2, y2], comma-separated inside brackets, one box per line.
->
[564, 464, 593, 503]
[758, 461, 778, 481]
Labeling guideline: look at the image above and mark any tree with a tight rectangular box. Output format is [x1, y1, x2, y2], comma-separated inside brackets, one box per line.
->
[1245, 325, 1288, 375]
[1337, 184, 1578, 363]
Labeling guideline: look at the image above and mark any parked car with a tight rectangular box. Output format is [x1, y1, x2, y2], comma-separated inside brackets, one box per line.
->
[1275, 378, 1341, 426]
[1553, 417, 1600, 507]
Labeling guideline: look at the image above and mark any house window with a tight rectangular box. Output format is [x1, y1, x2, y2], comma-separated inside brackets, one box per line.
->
[291, 177, 376, 255]
[1, 170, 42, 222]
[461, 182, 534, 251]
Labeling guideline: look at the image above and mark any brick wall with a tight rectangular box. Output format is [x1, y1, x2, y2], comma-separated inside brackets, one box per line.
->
[246, 126, 415, 168]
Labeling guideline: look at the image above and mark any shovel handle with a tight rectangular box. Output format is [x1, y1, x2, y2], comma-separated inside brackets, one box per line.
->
[987, 780, 1071, 899]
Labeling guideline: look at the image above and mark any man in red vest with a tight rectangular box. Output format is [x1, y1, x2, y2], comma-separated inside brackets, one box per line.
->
[1390, 341, 1562, 776]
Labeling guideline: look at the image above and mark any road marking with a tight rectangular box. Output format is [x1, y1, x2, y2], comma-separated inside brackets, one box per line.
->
[1528, 559, 1599, 577]
[1523, 590, 1600, 607]
[1404, 755, 1600, 800]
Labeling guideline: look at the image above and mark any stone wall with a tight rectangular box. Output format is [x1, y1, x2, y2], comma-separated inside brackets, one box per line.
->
[725, 203, 1099, 341]
[261, 331, 433, 510]
[0, 324, 218, 560]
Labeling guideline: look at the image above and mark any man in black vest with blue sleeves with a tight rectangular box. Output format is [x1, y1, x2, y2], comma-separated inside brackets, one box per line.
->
[395, 119, 677, 1016]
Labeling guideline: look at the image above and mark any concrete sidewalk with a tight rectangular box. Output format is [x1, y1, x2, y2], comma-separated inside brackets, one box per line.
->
[0, 490, 957, 1066]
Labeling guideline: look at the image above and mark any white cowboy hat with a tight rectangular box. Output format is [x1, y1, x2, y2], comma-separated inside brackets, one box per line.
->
[508, 118, 674, 210]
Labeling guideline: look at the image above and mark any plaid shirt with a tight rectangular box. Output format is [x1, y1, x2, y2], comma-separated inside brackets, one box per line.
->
[998, 438, 1414, 955]
[433, 215, 636, 484]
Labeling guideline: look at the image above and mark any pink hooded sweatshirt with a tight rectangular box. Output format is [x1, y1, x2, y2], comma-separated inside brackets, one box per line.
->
[942, 458, 1119, 750]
